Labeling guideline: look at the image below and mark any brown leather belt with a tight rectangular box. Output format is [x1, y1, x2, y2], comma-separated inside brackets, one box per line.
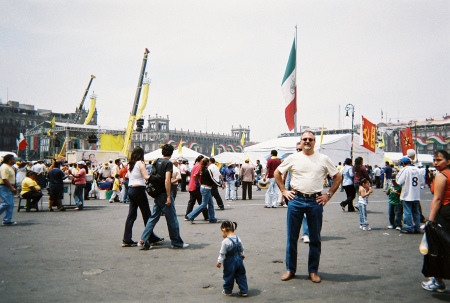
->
[294, 191, 322, 198]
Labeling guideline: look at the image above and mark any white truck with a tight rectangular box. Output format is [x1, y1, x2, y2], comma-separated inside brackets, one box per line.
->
[66, 150, 127, 167]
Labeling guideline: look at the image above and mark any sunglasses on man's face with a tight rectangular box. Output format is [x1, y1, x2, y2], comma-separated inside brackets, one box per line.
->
[301, 138, 314, 142]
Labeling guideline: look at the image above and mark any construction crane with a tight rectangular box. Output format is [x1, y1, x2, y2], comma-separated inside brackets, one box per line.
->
[73, 75, 96, 123]
[122, 48, 150, 157]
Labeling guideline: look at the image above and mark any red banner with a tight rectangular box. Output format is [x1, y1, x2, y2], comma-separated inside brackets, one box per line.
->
[360, 116, 376, 153]
[400, 127, 415, 155]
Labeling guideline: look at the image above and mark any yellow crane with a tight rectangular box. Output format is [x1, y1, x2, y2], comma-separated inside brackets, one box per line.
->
[122, 48, 150, 157]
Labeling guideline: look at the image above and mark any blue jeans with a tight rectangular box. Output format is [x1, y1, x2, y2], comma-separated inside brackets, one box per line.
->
[0, 186, 14, 223]
[141, 192, 184, 247]
[74, 184, 85, 208]
[302, 214, 309, 236]
[358, 203, 368, 226]
[187, 187, 217, 222]
[286, 195, 323, 274]
[265, 178, 279, 207]
[223, 237, 248, 294]
[225, 180, 236, 200]
[255, 173, 261, 189]
[402, 200, 421, 232]
[388, 203, 402, 228]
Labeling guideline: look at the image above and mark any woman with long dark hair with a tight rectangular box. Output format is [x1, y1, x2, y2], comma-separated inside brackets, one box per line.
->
[122, 146, 162, 247]
[354, 157, 371, 191]
[340, 158, 356, 212]
[422, 150, 450, 292]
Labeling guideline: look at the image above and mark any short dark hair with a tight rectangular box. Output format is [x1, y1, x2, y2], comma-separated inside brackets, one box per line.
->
[209, 158, 215, 164]
[115, 159, 121, 164]
[1, 154, 15, 164]
[271, 150, 278, 156]
[162, 144, 174, 157]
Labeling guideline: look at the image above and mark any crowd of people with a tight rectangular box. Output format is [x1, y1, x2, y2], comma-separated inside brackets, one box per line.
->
[0, 134, 449, 295]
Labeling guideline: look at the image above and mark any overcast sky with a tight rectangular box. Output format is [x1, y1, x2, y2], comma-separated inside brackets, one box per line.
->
[1, 0, 449, 143]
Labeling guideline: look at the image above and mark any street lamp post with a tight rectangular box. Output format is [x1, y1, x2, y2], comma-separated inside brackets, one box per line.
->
[345, 104, 355, 160]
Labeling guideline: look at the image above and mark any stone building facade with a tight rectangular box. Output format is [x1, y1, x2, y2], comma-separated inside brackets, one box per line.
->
[0, 100, 97, 158]
[378, 116, 450, 154]
[131, 114, 251, 155]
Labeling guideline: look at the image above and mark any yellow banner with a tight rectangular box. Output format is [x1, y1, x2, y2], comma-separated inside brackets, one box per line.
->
[100, 134, 125, 151]
[136, 82, 149, 120]
[84, 97, 96, 125]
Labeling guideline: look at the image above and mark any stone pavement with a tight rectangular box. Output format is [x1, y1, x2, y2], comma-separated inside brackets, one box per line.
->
[1, 187, 449, 303]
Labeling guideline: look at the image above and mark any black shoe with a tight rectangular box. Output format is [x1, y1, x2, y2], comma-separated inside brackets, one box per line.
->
[217, 208, 225, 211]
[340, 202, 345, 211]
[150, 238, 164, 245]
[139, 244, 152, 250]
[122, 240, 138, 247]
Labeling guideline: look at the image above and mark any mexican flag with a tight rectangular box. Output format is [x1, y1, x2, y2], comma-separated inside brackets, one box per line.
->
[17, 133, 28, 151]
[281, 39, 297, 131]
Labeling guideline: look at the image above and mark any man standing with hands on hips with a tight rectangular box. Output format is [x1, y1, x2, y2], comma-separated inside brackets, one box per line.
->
[275, 130, 342, 283]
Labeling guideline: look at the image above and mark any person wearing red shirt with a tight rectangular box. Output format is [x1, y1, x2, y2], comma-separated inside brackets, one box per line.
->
[264, 150, 282, 208]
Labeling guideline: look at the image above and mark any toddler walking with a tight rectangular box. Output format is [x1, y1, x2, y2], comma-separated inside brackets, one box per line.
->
[216, 221, 248, 297]
[109, 174, 121, 203]
[358, 178, 373, 231]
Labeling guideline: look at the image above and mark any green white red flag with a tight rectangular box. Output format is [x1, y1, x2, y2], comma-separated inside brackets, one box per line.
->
[281, 39, 297, 131]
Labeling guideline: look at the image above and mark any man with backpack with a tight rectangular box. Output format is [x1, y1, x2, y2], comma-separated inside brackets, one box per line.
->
[139, 144, 188, 250]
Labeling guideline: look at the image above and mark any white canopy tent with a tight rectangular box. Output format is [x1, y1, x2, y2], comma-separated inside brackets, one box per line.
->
[384, 152, 433, 165]
[213, 152, 252, 165]
[244, 134, 385, 166]
[144, 146, 205, 163]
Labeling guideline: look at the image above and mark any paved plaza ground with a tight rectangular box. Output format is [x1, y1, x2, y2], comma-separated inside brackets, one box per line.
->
[1, 187, 449, 303]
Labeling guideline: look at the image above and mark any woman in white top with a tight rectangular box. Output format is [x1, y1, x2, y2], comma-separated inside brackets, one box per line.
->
[122, 146, 162, 247]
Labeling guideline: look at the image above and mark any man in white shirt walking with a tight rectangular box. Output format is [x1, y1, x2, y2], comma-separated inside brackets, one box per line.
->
[396, 156, 423, 234]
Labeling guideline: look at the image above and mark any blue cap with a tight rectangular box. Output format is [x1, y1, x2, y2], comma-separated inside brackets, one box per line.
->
[400, 156, 411, 164]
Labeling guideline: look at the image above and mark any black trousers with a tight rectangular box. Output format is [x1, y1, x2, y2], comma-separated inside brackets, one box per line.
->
[181, 174, 187, 192]
[375, 176, 381, 188]
[185, 188, 208, 220]
[211, 185, 224, 209]
[123, 186, 160, 243]
[22, 191, 43, 211]
[341, 185, 356, 211]
[241, 181, 252, 200]
[171, 184, 178, 200]
[84, 182, 92, 199]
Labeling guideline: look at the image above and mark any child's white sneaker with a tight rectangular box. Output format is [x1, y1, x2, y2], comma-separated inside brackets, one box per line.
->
[362, 226, 371, 231]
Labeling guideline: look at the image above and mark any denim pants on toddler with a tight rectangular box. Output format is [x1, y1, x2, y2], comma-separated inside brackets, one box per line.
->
[223, 237, 248, 295]
[358, 203, 368, 227]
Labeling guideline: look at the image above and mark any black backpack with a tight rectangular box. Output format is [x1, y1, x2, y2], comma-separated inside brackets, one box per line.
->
[146, 158, 166, 198]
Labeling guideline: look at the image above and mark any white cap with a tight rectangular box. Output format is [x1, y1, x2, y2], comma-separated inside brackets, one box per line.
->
[407, 149, 416, 159]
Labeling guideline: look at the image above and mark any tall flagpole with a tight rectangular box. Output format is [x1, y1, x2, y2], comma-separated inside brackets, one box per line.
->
[294, 25, 298, 136]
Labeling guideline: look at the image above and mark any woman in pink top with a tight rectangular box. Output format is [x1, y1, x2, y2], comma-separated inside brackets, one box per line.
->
[72, 160, 87, 210]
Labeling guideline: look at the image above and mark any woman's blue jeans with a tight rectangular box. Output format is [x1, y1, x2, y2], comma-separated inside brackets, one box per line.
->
[187, 187, 217, 222]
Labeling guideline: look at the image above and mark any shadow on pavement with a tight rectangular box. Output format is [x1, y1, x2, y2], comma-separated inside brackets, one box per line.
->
[318, 272, 381, 282]
[322, 236, 347, 241]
